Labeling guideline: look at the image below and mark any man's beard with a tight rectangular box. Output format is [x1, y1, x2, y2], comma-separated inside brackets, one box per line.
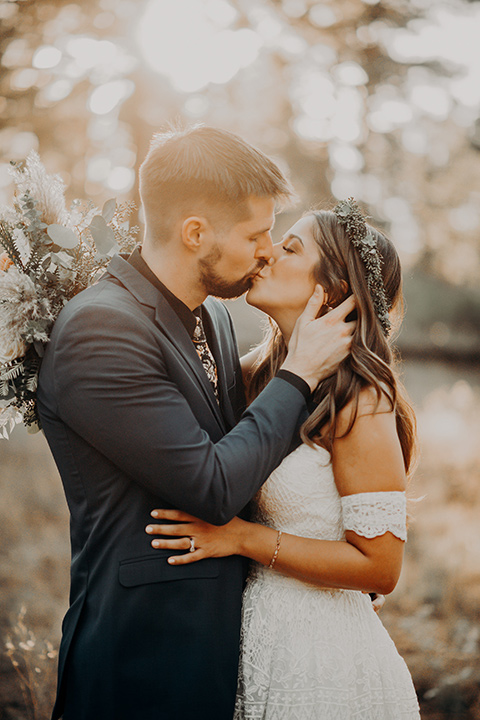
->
[198, 244, 264, 300]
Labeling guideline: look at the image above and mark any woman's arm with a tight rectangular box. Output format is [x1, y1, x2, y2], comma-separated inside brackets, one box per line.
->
[147, 396, 407, 595]
[241, 406, 406, 595]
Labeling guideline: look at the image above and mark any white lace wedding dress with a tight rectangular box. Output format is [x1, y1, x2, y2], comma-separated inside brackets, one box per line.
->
[234, 442, 420, 719]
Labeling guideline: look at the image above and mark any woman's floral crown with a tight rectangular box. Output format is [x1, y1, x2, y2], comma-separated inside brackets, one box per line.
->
[0, 152, 138, 438]
[333, 198, 391, 336]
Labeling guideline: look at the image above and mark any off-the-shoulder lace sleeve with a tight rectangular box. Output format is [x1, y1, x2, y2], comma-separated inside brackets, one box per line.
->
[341, 491, 407, 541]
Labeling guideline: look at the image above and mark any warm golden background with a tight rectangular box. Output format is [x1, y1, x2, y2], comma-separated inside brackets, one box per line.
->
[1, 0, 480, 717]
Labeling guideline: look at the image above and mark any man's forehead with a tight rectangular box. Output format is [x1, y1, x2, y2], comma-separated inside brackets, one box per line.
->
[241, 197, 276, 230]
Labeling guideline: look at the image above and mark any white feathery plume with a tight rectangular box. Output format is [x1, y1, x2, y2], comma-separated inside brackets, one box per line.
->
[0, 204, 21, 226]
[0, 403, 22, 438]
[9, 151, 69, 226]
[12, 227, 31, 264]
[0, 266, 53, 364]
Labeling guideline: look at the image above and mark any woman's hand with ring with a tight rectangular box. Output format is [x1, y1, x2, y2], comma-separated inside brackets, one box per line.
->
[145, 509, 248, 565]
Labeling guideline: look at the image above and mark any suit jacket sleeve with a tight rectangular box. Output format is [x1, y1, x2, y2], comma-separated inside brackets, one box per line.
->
[50, 301, 307, 525]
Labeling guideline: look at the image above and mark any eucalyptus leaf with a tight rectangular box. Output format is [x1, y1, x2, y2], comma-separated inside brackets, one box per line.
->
[51, 251, 74, 269]
[33, 340, 45, 357]
[89, 215, 117, 255]
[47, 224, 79, 249]
[102, 198, 116, 224]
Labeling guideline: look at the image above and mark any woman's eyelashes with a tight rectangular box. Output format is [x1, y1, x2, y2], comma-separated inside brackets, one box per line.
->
[280, 235, 303, 254]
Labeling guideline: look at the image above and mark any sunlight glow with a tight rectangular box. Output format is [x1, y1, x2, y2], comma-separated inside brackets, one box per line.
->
[332, 62, 368, 87]
[292, 67, 363, 144]
[66, 37, 118, 72]
[401, 126, 428, 155]
[10, 69, 38, 91]
[32, 46, 62, 70]
[293, 116, 332, 143]
[9, 132, 39, 159]
[1, 39, 29, 68]
[331, 88, 363, 143]
[329, 143, 364, 172]
[367, 96, 413, 134]
[88, 80, 135, 115]
[309, 4, 336, 28]
[383, 5, 480, 108]
[137, 0, 261, 93]
[409, 84, 451, 121]
[331, 173, 361, 201]
[87, 156, 111, 182]
[382, 197, 421, 256]
[449, 203, 479, 233]
[107, 166, 135, 192]
[41, 80, 73, 104]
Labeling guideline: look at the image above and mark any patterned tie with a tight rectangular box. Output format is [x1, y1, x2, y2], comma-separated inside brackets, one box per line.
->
[192, 315, 219, 402]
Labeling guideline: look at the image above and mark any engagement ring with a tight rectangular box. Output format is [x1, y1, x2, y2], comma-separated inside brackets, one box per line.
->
[189, 537, 196, 553]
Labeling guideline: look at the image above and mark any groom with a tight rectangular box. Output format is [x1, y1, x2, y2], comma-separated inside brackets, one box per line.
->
[37, 126, 354, 720]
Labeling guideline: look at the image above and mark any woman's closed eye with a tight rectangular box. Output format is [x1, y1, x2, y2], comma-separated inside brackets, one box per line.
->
[282, 245, 295, 254]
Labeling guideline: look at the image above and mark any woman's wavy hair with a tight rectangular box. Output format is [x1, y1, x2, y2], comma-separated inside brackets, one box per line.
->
[247, 209, 417, 475]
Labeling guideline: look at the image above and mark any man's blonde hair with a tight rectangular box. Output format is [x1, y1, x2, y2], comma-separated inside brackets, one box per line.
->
[139, 125, 293, 242]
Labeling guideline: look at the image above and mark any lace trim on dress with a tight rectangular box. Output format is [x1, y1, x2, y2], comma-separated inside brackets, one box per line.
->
[341, 491, 407, 541]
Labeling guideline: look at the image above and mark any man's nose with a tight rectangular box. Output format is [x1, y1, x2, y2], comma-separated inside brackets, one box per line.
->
[255, 232, 274, 261]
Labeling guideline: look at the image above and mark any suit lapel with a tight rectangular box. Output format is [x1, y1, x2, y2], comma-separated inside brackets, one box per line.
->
[105, 256, 227, 434]
[153, 298, 227, 433]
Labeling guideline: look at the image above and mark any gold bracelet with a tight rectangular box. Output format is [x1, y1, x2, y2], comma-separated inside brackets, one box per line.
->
[268, 530, 283, 569]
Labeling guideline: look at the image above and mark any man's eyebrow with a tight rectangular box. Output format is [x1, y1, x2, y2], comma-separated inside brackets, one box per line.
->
[282, 233, 304, 247]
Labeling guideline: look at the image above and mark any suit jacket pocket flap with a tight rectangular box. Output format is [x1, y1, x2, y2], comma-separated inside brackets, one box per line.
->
[118, 555, 219, 587]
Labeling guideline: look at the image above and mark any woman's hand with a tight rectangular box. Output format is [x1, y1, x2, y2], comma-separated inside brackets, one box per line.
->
[145, 509, 249, 565]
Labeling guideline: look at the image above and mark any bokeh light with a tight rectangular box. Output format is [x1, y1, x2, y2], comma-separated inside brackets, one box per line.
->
[137, 0, 261, 92]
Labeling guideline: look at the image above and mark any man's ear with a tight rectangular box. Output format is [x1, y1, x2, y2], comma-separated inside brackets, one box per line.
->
[181, 216, 210, 252]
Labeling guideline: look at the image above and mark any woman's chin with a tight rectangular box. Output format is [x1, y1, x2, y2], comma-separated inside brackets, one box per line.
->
[245, 288, 265, 312]
[245, 286, 257, 307]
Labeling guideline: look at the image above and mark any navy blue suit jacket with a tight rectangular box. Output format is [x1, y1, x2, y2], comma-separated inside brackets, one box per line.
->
[37, 255, 308, 720]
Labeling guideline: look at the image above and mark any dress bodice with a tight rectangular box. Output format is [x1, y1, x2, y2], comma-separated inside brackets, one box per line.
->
[252, 442, 345, 542]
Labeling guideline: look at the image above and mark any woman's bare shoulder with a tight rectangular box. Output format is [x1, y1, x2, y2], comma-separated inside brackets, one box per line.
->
[335, 384, 393, 438]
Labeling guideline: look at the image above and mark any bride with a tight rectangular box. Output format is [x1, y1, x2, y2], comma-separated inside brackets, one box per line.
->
[146, 199, 421, 719]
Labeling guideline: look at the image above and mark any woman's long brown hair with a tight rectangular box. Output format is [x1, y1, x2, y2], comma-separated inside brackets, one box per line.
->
[247, 210, 417, 475]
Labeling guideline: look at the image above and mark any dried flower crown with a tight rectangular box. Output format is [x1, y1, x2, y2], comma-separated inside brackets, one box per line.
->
[333, 198, 391, 336]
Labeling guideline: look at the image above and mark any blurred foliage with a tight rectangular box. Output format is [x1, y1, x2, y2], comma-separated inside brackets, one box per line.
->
[400, 273, 480, 360]
[1, 0, 479, 292]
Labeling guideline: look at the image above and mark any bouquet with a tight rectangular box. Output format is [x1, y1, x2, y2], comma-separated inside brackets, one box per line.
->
[0, 152, 138, 438]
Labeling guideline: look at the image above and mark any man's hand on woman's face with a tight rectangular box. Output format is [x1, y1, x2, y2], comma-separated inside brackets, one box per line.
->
[281, 289, 356, 392]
